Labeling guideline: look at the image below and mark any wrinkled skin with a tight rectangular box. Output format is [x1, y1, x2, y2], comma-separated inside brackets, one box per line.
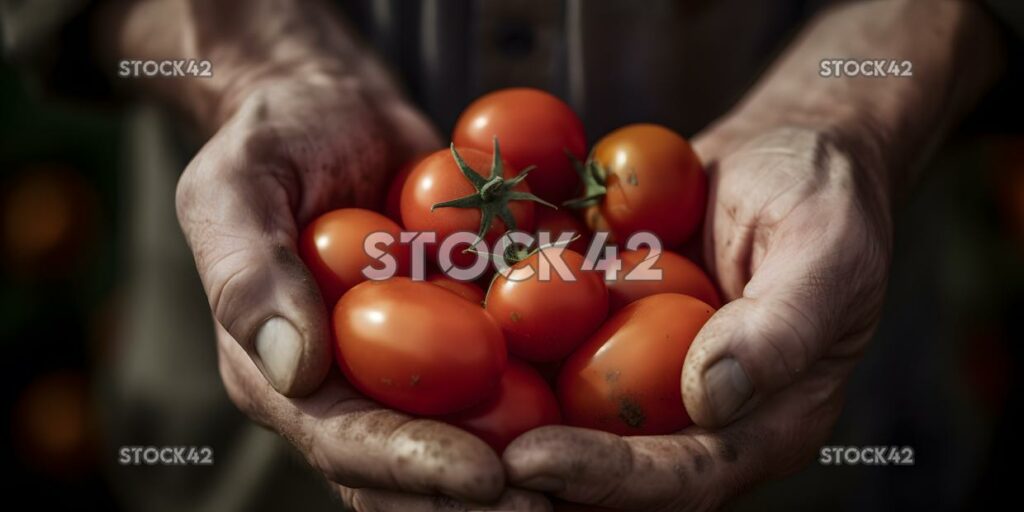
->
[177, 76, 549, 510]
[149, 0, 998, 509]
[502, 124, 893, 511]
[500, 0, 1005, 506]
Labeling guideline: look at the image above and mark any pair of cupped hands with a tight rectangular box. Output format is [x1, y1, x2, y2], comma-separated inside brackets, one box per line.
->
[176, 73, 892, 511]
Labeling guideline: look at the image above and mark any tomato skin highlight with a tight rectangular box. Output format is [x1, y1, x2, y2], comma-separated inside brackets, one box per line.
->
[485, 247, 609, 363]
[443, 359, 561, 453]
[400, 147, 536, 267]
[334, 278, 507, 415]
[558, 293, 714, 435]
[426, 272, 486, 304]
[534, 207, 590, 255]
[608, 249, 721, 311]
[299, 208, 410, 307]
[453, 88, 586, 204]
[588, 124, 707, 247]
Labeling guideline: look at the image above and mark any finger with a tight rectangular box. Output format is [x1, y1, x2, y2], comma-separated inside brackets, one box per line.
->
[176, 120, 331, 396]
[506, 369, 846, 511]
[683, 195, 888, 426]
[337, 485, 552, 512]
[215, 322, 506, 502]
[505, 426, 741, 511]
[691, 127, 751, 300]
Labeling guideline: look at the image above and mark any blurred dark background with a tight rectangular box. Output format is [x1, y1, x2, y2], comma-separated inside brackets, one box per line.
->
[1, 60, 121, 506]
[3, 4, 1024, 511]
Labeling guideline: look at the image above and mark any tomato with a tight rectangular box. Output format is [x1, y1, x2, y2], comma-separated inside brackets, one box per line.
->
[426, 272, 485, 304]
[401, 146, 539, 267]
[453, 88, 586, 204]
[607, 248, 720, 311]
[571, 124, 706, 247]
[534, 207, 590, 255]
[558, 293, 714, 435]
[299, 208, 409, 307]
[485, 247, 608, 362]
[334, 278, 507, 415]
[443, 359, 561, 452]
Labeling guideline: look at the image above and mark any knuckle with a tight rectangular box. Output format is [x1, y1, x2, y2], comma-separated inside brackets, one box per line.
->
[174, 167, 198, 220]
[745, 299, 818, 380]
[175, 147, 233, 223]
[195, 243, 303, 347]
[203, 248, 265, 339]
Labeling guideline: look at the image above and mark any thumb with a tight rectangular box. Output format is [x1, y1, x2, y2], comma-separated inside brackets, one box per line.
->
[176, 137, 330, 397]
[682, 292, 827, 428]
[682, 242, 871, 427]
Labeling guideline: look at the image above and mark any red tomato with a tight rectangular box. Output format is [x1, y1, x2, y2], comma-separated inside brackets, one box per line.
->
[334, 278, 507, 415]
[443, 359, 561, 452]
[486, 247, 608, 362]
[558, 293, 714, 435]
[453, 88, 586, 204]
[426, 272, 485, 304]
[608, 249, 720, 311]
[299, 208, 409, 307]
[534, 208, 590, 255]
[401, 147, 537, 267]
[575, 124, 706, 247]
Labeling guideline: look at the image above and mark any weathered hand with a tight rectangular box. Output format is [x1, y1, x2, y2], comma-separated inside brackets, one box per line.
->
[216, 322, 549, 511]
[177, 76, 548, 511]
[503, 1, 1003, 504]
[503, 123, 893, 511]
[176, 72, 438, 395]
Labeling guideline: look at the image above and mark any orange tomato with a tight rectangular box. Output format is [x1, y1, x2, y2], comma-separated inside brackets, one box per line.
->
[607, 248, 720, 311]
[334, 278, 506, 415]
[583, 124, 706, 247]
[485, 247, 608, 362]
[444, 359, 561, 452]
[400, 147, 536, 267]
[558, 293, 714, 435]
[453, 88, 586, 204]
[299, 208, 409, 307]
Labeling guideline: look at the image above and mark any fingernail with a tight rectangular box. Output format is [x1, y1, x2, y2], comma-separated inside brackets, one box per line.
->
[703, 358, 753, 423]
[518, 475, 566, 492]
[255, 317, 303, 393]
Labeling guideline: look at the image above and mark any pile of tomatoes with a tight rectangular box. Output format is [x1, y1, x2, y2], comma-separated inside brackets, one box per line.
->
[300, 88, 719, 452]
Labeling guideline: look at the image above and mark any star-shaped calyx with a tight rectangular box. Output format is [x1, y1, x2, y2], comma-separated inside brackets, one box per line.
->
[432, 138, 556, 245]
[562, 151, 609, 209]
